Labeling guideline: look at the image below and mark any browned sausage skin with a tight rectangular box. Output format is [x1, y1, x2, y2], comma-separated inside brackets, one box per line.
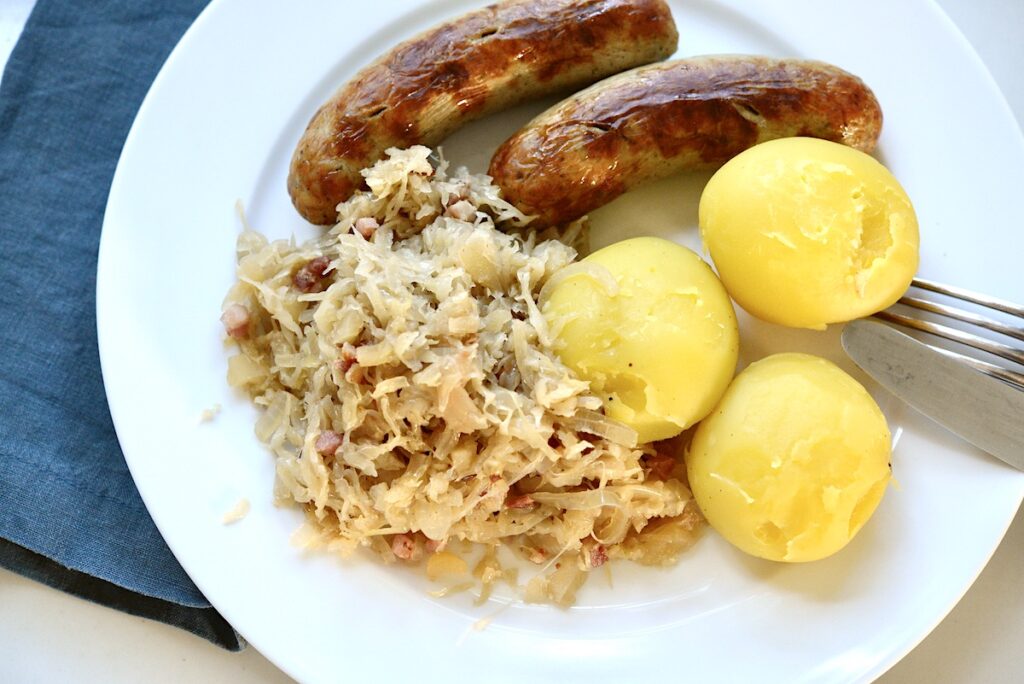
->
[288, 0, 679, 225]
[489, 56, 884, 227]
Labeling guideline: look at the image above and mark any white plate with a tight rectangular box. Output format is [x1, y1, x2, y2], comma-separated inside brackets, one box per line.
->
[97, 1, 1024, 682]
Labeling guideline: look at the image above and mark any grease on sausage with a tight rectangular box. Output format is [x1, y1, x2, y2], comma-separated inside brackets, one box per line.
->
[288, 0, 678, 224]
[488, 56, 884, 227]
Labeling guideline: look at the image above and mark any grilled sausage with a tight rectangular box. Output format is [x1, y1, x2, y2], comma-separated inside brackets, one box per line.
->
[489, 56, 884, 227]
[288, 0, 679, 225]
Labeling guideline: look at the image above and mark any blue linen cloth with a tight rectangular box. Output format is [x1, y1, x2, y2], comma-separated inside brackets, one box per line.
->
[0, 0, 242, 650]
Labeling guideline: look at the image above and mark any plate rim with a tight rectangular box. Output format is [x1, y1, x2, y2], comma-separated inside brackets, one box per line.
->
[96, 1, 1024, 682]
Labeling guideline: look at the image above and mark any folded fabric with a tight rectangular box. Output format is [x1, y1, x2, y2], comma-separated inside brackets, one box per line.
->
[0, 0, 241, 650]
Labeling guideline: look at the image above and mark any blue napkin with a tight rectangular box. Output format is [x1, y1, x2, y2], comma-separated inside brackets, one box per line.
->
[0, 0, 242, 650]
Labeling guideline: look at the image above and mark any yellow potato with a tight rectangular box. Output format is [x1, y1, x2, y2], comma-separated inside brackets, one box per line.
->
[542, 237, 738, 443]
[699, 137, 919, 329]
[687, 353, 891, 562]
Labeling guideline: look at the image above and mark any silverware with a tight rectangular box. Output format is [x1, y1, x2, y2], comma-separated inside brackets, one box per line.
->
[841, 279, 1024, 470]
[873, 278, 1024, 390]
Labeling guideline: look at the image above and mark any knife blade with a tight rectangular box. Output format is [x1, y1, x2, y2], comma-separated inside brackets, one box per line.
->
[842, 319, 1024, 470]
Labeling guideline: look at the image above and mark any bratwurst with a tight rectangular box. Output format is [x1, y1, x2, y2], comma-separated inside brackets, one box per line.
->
[489, 56, 883, 227]
[288, 0, 679, 225]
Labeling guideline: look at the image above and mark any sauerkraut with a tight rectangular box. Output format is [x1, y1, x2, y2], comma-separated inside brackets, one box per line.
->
[222, 147, 703, 604]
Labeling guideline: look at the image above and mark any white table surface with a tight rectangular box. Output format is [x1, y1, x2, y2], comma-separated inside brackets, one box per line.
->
[1, 1, 1021, 682]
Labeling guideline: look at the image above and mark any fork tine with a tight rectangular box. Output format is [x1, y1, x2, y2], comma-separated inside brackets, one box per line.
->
[897, 295, 1024, 343]
[929, 345, 1024, 391]
[912, 277, 1024, 319]
[873, 310, 1024, 367]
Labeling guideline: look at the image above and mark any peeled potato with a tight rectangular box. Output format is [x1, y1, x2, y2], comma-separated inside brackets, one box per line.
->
[699, 137, 919, 329]
[542, 237, 738, 443]
[686, 353, 891, 562]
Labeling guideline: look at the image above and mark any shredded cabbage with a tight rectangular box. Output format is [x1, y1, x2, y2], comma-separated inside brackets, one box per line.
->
[223, 146, 703, 603]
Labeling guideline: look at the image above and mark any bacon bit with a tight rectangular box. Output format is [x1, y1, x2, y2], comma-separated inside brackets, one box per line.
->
[315, 430, 343, 457]
[445, 199, 477, 222]
[505, 493, 535, 510]
[590, 545, 608, 568]
[333, 344, 358, 376]
[293, 255, 331, 293]
[345, 364, 365, 384]
[220, 304, 250, 339]
[644, 452, 677, 481]
[547, 434, 562, 449]
[424, 537, 446, 553]
[527, 547, 547, 564]
[391, 534, 416, 561]
[353, 217, 378, 239]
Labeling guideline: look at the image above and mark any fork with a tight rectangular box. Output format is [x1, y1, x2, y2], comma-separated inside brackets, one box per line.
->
[872, 278, 1024, 391]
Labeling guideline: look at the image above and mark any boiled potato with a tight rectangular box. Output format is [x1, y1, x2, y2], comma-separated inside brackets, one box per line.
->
[687, 353, 891, 562]
[542, 237, 738, 443]
[699, 137, 919, 329]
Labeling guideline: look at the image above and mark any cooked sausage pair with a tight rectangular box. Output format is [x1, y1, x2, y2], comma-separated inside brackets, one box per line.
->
[288, 0, 882, 227]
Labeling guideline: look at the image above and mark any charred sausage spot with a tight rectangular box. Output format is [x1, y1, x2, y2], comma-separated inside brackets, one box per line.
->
[430, 61, 472, 92]
[583, 125, 624, 157]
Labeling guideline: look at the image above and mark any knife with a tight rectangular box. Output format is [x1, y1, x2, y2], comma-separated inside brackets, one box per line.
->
[841, 319, 1024, 470]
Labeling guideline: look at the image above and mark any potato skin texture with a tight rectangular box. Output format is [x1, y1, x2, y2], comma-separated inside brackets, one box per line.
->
[490, 56, 882, 227]
[686, 353, 891, 562]
[543, 237, 738, 443]
[288, 0, 678, 224]
[699, 137, 919, 329]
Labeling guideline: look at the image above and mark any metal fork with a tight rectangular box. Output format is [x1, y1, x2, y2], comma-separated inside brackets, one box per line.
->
[873, 278, 1024, 391]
